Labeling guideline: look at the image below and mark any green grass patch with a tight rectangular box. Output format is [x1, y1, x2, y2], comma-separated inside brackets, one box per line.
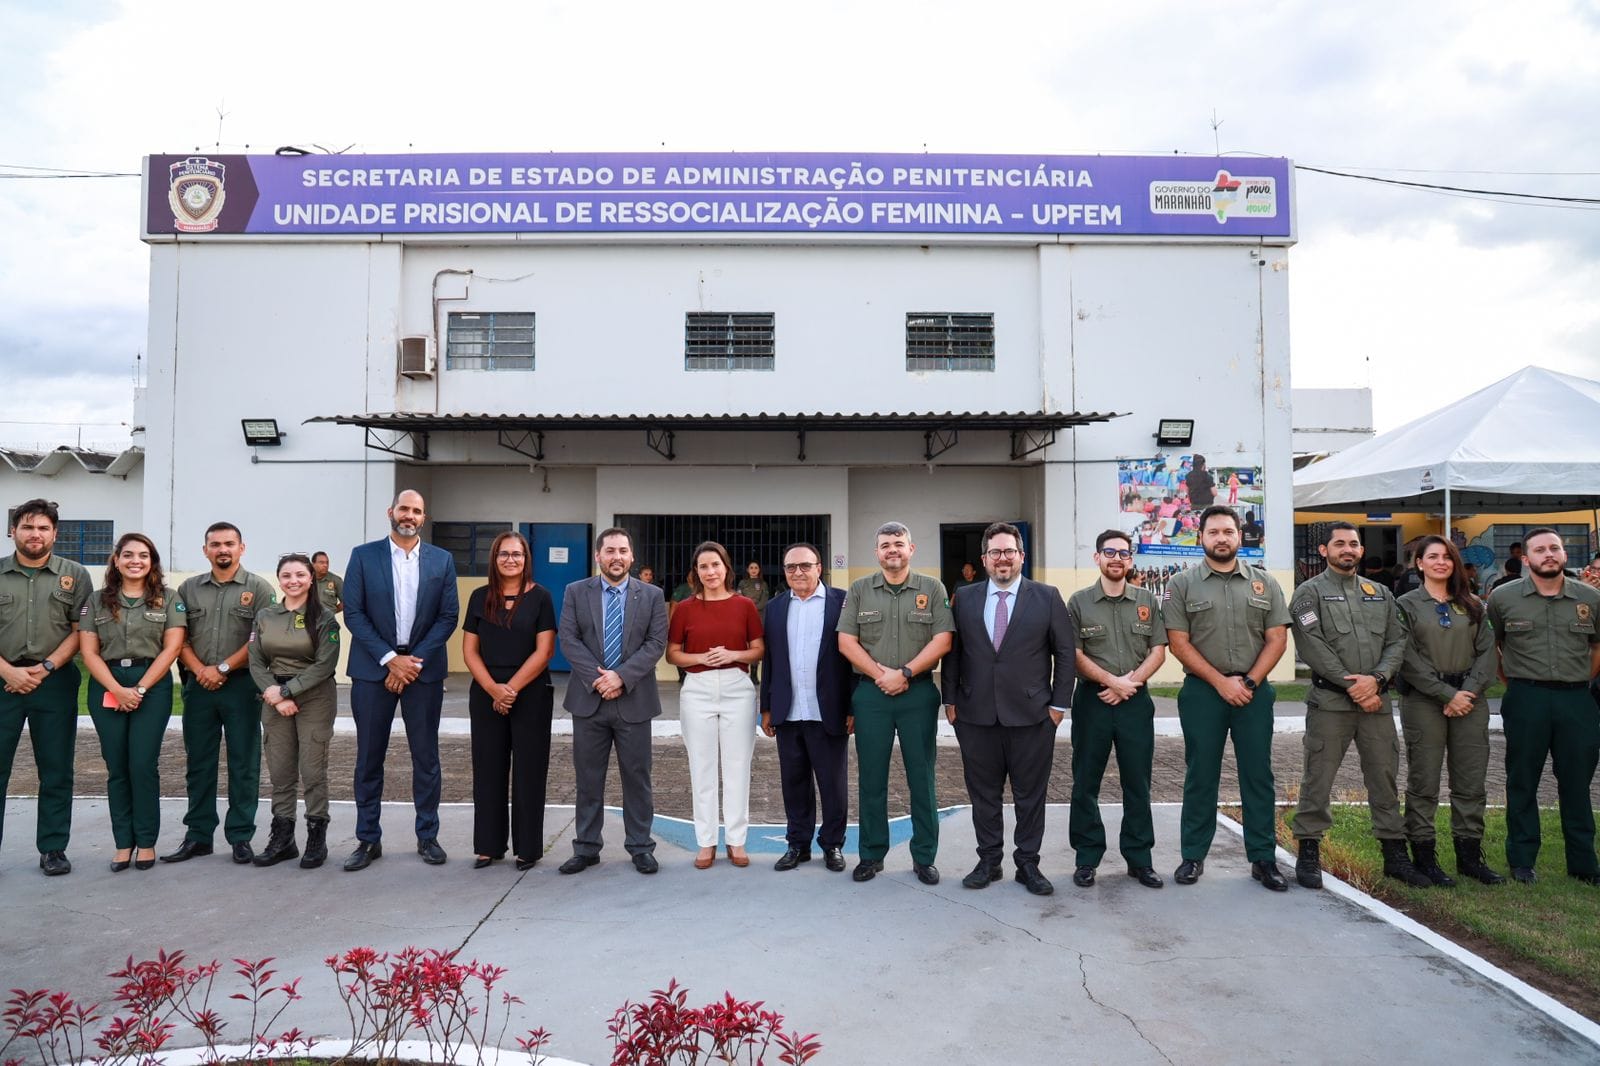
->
[1284, 805, 1600, 1014]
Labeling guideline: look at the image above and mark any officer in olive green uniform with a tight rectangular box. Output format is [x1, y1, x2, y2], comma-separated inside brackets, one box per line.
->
[1397, 572, 1500, 885]
[737, 563, 769, 684]
[1067, 531, 1168, 885]
[81, 578, 186, 858]
[836, 522, 954, 884]
[0, 499, 93, 875]
[1289, 523, 1422, 889]
[312, 553, 343, 612]
[1164, 506, 1291, 890]
[1487, 528, 1600, 885]
[167, 523, 276, 864]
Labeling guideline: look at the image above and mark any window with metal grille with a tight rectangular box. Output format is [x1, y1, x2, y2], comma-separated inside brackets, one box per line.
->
[615, 514, 832, 599]
[906, 312, 995, 371]
[431, 521, 512, 577]
[685, 312, 775, 370]
[1488, 524, 1592, 565]
[54, 520, 115, 566]
[446, 312, 535, 371]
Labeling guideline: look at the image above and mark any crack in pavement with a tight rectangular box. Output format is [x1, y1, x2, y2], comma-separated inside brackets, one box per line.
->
[454, 811, 574, 955]
[1077, 952, 1175, 1066]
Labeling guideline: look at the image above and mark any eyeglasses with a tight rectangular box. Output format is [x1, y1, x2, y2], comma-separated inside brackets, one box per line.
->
[783, 562, 817, 573]
[1435, 602, 1452, 629]
[1099, 549, 1134, 560]
[984, 548, 1021, 560]
[495, 551, 527, 560]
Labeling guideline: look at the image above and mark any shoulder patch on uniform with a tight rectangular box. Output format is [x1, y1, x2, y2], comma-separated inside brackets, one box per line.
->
[1298, 609, 1318, 627]
[175, 601, 186, 612]
[329, 628, 340, 643]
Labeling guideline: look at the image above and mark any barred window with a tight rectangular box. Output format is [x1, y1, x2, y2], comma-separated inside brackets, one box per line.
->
[446, 312, 535, 371]
[906, 312, 995, 371]
[55, 520, 115, 566]
[685, 312, 775, 370]
[431, 521, 512, 577]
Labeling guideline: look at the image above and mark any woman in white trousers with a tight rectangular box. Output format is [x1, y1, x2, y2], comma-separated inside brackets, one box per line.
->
[666, 541, 765, 868]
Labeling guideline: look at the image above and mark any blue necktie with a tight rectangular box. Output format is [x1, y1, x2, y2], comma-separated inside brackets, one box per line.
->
[603, 585, 624, 669]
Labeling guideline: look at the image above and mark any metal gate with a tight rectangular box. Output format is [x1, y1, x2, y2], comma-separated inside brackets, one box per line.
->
[616, 514, 833, 597]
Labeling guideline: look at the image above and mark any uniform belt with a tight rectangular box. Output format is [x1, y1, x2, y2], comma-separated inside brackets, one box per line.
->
[1224, 671, 1252, 679]
[115, 657, 154, 668]
[10, 658, 41, 668]
[1507, 677, 1589, 691]
[1435, 672, 1468, 688]
[1088, 679, 1146, 692]
[1310, 675, 1345, 692]
[274, 674, 295, 686]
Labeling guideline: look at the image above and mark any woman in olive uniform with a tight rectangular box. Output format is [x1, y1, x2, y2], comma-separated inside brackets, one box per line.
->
[1396, 535, 1503, 886]
[80, 533, 186, 871]
[248, 553, 341, 868]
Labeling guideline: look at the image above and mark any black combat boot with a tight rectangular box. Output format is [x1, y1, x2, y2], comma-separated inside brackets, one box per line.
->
[1295, 839, 1323, 889]
[300, 817, 329, 869]
[253, 817, 299, 867]
[1454, 835, 1506, 885]
[1380, 838, 1433, 888]
[1410, 839, 1456, 887]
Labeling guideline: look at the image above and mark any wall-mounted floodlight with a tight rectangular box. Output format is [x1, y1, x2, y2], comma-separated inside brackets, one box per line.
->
[241, 419, 284, 447]
[1155, 418, 1194, 448]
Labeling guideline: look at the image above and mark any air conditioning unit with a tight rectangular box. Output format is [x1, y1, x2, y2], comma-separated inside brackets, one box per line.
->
[399, 335, 436, 379]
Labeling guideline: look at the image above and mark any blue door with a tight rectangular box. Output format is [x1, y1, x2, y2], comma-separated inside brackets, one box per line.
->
[522, 522, 592, 673]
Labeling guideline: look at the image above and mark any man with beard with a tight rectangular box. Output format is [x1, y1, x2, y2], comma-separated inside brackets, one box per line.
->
[943, 522, 1074, 895]
[837, 522, 954, 884]
[1288, 523, 1424, 889]
[1164, 506, 1292, 890]
[341, 490, 460, 871]
[1066, 530, 1167, 890]
[1488, 528, 1600, 885]
[0, 499, 93, 875]
[165, 522, 276, 864]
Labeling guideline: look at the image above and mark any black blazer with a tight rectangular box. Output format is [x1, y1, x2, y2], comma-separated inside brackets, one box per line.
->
[760, 587, 854, 736]
[941, 577, 1076, 726]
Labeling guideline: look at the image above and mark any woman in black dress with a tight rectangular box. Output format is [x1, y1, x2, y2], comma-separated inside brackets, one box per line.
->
[461, 531, 557, 870]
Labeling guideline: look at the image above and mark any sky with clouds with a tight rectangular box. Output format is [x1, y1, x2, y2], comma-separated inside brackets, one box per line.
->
[1, 0, 1596, 450]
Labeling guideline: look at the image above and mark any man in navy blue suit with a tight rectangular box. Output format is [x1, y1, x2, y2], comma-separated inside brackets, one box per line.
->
[340, 489, 460, 871]
[760, 542, 854, 873]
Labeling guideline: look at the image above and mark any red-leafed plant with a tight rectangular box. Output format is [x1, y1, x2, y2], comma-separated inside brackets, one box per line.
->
[607, 980, 822, 1065]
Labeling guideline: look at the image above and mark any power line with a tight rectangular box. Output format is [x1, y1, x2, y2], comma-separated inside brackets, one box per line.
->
[1294, 164, 1600, 205]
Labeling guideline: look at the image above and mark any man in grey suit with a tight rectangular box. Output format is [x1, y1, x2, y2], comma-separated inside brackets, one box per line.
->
[557, 527, 668, 875]
[942, 522, 1076, 895]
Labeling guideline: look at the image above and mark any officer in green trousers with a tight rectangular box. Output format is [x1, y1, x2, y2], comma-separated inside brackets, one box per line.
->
[1487, 527, 1600, 885]
[0, 499, 92, 876]
[1164, 505, 1291, 891]
[836, 521, 954, 885]
[1067, 529, 1168, 889]
[165, 522, 276, 865]
[79, 533, 186, 870]
[312, 552, 344, 613]
[1289, 522, 1426, 889]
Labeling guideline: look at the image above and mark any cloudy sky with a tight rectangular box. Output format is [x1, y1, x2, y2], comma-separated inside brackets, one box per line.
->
[2, 0, 1596, 450]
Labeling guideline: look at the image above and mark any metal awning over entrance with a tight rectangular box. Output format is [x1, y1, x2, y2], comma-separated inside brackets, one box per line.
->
[306, 409, 1123, 462]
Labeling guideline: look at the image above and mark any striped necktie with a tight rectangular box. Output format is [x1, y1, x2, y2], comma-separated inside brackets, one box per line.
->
[603, 585, 625, 669]
[992, 590, 1010, 650]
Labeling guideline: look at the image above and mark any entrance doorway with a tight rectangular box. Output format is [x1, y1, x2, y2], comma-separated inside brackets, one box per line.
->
[938, 521, 1032, 591]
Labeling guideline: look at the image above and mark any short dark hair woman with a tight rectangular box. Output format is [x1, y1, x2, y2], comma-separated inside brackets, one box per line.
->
[79, 533, 186, 871]
[248, 553, 342, 868]
[461, 531, 557, 870]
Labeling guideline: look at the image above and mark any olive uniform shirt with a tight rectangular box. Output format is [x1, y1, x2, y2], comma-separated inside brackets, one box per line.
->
[1487, 577, 1600, 684]
[79, 587, 185, 660]
[247, 601, 341, 699]
[837, 571, 955, 673]
[1290, 568, 1406, 710]
[315, 572, 344, 611]
[1162, 562, 1291, 675]
[1395, 588, 1496, 703]
[736, 577, 770, 612]
[1067, 582, 1167, 676]
[0, 554, 93, 663]
[175, 569, 277, 666]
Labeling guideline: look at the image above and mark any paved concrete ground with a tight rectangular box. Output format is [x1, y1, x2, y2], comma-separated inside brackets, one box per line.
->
[1, 799, 1594, 1065]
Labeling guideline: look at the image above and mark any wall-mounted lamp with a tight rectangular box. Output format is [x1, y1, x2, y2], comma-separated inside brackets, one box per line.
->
[241, 419, 284, 447]
[1155, 418, 1194, 448]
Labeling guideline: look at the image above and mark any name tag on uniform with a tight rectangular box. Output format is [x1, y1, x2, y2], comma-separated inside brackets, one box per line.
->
[907, 610, 933, 623]
[1322, 595, 1346, 602]
[1504, 619, 1533, 632]
[143, 611, 167, 622]
[1080, 624, 1106, 638]
[1248, 597, 1271, 609]
[1361, 594, 1385, 603]
[1186, 600, 1212, 611]
[856, 610, 882, 623]
[1131, 622, 1153, 636]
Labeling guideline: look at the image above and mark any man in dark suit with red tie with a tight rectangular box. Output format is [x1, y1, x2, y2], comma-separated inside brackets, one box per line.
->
[760, 542, 854, 873]
[942, 522, 1076, 895]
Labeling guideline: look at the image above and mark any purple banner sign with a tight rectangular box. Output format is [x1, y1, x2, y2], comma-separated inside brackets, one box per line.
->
[143, 152, 1292, 238]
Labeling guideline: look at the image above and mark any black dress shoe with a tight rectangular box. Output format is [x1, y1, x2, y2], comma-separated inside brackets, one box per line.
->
[1072, 865, 1096, 888]
[852, 859, 884, 882]
[1174, 859, 1204, 885]
[1510, 866, 1537, 884]
[39, 851, 71, 877]
[418, 838, 448, 865]
[1251, 860, 1289, 892]
[160, 839, 213, 863]
[632, 852, 659, 875]
[134, 852, 156, 871]
[559, 854, 599, 875]
[1127, 866, 1164, 889]
[1570, 871, 1600, 886]
[110, 857, 131, 873]
[913, 862, 940, 886]
[823, 847, 846, 872]
[515, 856, 538, 871]
[1015, 863, 1054, 896]
[962, 862, 1003, 889]
[343, 841, 382, 872]
[231, 842, 255, 865]
[774, 848, 812, 872]
[473, 856, 494, 869]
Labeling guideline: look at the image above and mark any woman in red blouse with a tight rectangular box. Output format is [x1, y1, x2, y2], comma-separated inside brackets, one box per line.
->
[667, 540, 765, 868]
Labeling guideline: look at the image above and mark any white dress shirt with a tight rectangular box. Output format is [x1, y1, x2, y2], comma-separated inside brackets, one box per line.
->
[784, 586, 828, 723]
[390, 536, 421, 655]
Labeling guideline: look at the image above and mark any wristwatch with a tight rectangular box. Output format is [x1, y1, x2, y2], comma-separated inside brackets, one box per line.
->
[40, 660, 55, 673]
[217, 662, 231, 675]
[899, 666, 914, 680]
[1373, 672, 1389, 691]
[1241, 676, 1258, 691]
[136, 685, 148, 696]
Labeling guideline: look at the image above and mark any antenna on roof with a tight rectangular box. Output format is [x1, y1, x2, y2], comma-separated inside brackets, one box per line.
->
[1210, 109, 1224, 156]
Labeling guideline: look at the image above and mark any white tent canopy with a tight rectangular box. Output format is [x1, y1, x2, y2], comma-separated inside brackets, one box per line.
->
[1293, 366, 1600, 514]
